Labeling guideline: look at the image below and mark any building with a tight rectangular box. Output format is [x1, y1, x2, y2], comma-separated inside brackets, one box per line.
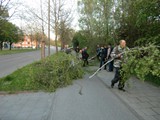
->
[13, 36, 40, 49]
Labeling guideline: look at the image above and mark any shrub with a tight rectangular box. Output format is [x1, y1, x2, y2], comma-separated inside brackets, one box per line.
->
[32, 52, 84, 91]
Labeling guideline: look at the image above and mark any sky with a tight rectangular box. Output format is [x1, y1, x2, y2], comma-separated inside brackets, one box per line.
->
[9, 0, 79, 39]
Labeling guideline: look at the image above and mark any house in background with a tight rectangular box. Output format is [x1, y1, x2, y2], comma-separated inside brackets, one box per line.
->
[13, 36, 40, 49]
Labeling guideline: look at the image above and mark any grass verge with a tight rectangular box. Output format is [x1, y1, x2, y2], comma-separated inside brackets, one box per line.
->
[0, 48, 39, 55]
[0, 52, 84, 93]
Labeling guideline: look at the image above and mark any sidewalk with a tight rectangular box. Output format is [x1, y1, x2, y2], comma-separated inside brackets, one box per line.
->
[0, 66, 159, 120]
[95, 67, 160, 120]
[0, 75, 142, 120]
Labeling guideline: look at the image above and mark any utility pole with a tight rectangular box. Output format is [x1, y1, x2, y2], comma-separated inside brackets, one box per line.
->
[40, 0, 45, 59]
[48, 0, 51, 56]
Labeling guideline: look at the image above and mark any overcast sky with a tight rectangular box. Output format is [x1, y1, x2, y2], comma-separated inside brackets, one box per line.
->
[9, 0, 79, 39]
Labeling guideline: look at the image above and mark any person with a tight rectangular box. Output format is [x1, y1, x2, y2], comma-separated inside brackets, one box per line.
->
[96, 45, 101, 61]
[82, 47, 89, 67]
[78, 49, 83, 60]
[107, 44, 113, 72]
[64, 44, 71, 54]
[99, 46, 106, 69]
[75, 46, 80, 58]
[75, 46, 80, 53]
[103, 45, 108, 70]
[110, 40, 129, 91]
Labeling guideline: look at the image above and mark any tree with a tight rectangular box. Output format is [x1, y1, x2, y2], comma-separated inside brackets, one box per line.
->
[0, 4, 9, 50]
[78, 0, 114, 49]
[78, 0, 160, 48]
[0, 20, 23, 50]
[50, 0, 74, 52]
[72, 31, 88, 49]
[0, 0, 24, 50]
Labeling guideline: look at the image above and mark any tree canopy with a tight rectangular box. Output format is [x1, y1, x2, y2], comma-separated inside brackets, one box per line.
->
[0, 2, 23, 50]
[75, 0, 160, 48]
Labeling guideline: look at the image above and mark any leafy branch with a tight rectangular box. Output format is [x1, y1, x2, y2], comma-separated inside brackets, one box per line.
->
[121, 44, 160, 82]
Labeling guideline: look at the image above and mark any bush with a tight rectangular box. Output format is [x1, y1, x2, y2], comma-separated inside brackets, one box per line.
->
[0, 52, 84, 92]
[32, 52, 84, 91]
[145, 73, 160, 86]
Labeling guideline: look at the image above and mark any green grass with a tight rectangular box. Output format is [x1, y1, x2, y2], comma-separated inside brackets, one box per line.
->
[0, 52, 84, 93]
[0, 64, 38, 92]
[0, 48, 39, 55]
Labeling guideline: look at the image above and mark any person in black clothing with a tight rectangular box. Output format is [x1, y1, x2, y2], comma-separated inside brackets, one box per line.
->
[99, 46, 106, 69]
[107, 44, 113, 72]
[82, 47, 89, 67]
[104, 45, 108, 70]
[96, 45, 101, 61]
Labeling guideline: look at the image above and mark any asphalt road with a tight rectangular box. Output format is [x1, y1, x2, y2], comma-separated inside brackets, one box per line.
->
[0, 47, 57, 78]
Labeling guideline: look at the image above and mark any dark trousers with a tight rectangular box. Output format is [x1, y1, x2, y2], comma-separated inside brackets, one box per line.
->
[100, 58, 104, 68]
[104, 60, 107, 70]
[111, 67, 125, 89]
[108, 61, 113, 71]
[97, 55, 100, 61]
[83, 58, 88, 67]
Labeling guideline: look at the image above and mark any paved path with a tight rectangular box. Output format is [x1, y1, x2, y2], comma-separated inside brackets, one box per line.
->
[97, 67, 160, 120]
[0, 75, 142, 120]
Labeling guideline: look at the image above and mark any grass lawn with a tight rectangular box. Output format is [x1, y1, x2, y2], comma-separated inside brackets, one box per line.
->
[0, 48, 39, 55]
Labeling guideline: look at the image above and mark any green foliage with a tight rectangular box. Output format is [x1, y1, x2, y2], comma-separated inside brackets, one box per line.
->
[78, 0, 114, 48]
[145, 73, 160, 86]
[0, 5, 9, 20]
[135, 34, 160, 46]
[0, 52, 84, 92]
[0, 19, 23, 50]
[72, 31, 88, 48]
[78, 0, 160, 49]
[121, 44, 160, 83]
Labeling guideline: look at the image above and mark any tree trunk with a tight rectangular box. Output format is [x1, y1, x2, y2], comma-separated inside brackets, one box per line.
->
[0, 42, 3, 50]
[9, 42, 12, 50]
[55, 28, 58, 53]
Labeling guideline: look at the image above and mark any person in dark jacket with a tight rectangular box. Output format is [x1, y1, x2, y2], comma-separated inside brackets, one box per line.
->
[99, 46, 106, 69]
[96, 45, 101, 61]
[107, 44, 113, 71]
[103, 45, 108, 70]
[82, 47, 89, 67]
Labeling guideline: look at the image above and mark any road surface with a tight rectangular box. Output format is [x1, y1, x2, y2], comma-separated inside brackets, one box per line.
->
[0, 47, 57, 78]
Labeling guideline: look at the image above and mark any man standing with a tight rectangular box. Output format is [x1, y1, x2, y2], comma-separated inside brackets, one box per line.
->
[107, 44, 113, 72]
[111, 40, 129, 91]
[104, 45, 108, 70]
[82, 47, 89, 67]
[99, 46, 105, 69]
[96, 45, 101, 61]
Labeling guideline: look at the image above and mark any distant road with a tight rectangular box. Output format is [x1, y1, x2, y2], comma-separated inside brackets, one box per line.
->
[0, 46, 58, 78]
